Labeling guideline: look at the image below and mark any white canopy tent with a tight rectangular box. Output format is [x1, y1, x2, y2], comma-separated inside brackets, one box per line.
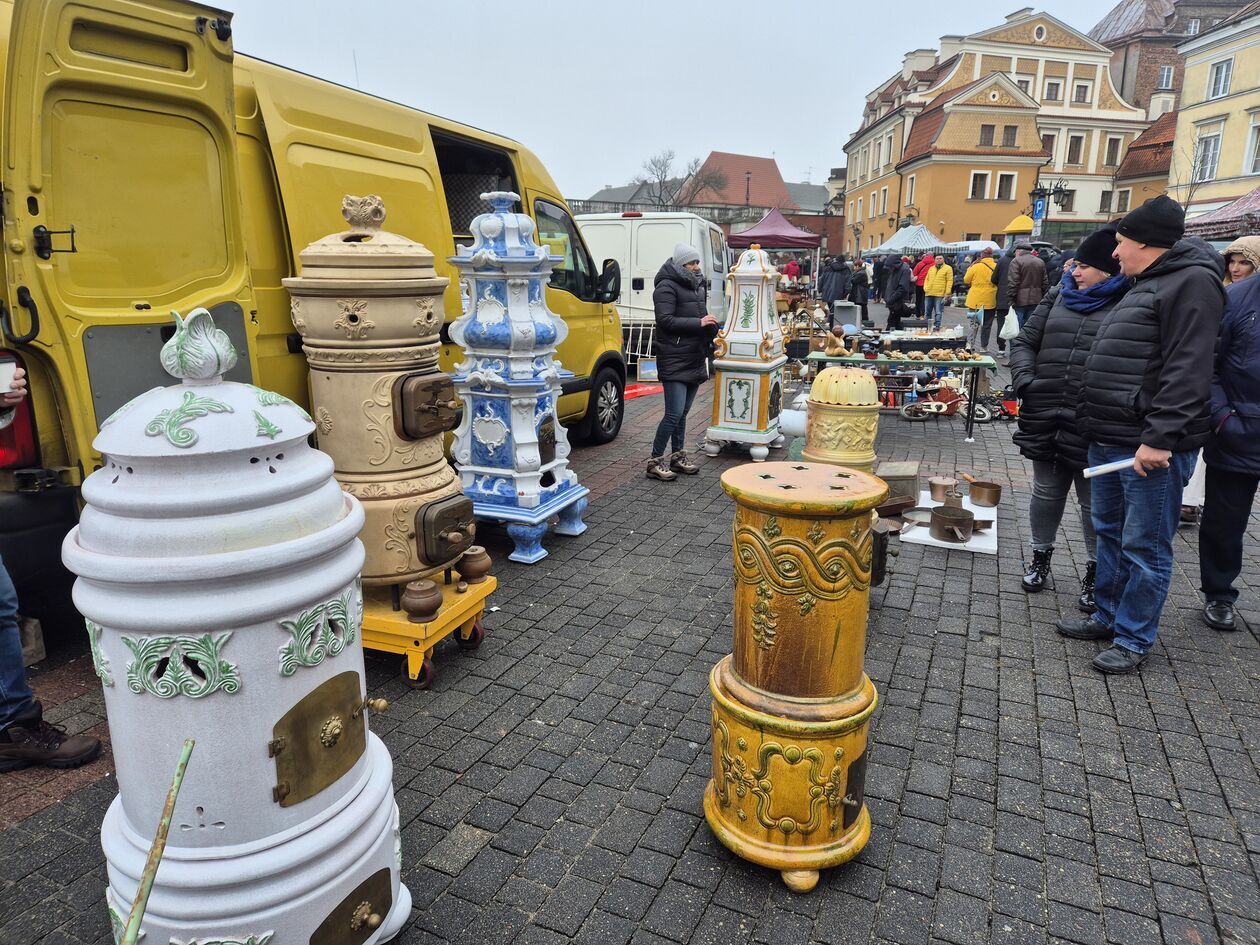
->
[864, 224, 1000, 258]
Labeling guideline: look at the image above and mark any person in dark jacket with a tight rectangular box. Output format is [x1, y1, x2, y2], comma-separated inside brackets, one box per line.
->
[1008, 243, 1049, 330]
[647, 243, 717, 481]
[1009, 226, 1128, 609]
[849, 261, 870, 327]
[871, 256, 885, 302]
[992, 246, 1016, 349]
[1057, 196, 1227, 674]
[883, 256, 913, 330]
[817, 255, 853, 326]
[1198, 257, 1260, 631]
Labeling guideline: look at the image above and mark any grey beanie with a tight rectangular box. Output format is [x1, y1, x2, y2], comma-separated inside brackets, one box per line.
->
[673, 243, 701, 267]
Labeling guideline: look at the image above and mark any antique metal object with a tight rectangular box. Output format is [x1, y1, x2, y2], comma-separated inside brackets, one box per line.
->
[310, 868, 392, 945]
[930, 505, 975, 543]
[706, 462, 886, 892]
[448, 192, 589, 563]
[874, 460, 921, 502]
[802, 366, 880, 473]
[418, 494, 476, 566]
[400, 579, 443, 624]
[928, 475, 958, 501]
[705, 245, 788, 461]
[62, 311, 410, 942]
[960, 472, 1002, 507]
[459, 546, 492, 584]
[393, 373, 461, 440]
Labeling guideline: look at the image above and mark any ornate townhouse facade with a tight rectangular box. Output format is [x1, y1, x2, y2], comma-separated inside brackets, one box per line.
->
[843, 8, 1151, 252]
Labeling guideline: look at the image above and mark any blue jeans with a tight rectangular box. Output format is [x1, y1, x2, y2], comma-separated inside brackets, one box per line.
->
[1089, 445, 1196, 654]
[0, 556, 34, 728]
[925, 295, 946, 329]
[1014, 305, 1036, 330]
[651, 380, 700, 457]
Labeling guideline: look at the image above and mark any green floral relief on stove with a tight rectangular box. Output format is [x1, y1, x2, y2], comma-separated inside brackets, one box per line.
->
[252, 385, 313, 423]
[252, 410, 282, 440]
[122, 632, 241, 698]
[144, 391, 234, 448]
[85, 619, 113, 687]
[277, 584, 360, 676]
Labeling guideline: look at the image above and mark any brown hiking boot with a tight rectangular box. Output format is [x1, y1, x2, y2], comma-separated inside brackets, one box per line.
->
[669, 451, 699, 475]
[0, 702, 103, 773]
[646, 456, 677, 481]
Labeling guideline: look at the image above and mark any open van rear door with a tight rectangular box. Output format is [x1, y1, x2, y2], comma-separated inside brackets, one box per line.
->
[3, 0, 255, 451]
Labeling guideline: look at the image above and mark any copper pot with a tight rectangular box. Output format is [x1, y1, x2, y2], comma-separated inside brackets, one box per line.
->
[960, 472, 1002, 507]
[928, 476, 958, 501]
[941, 490, 965, 508]
[929, 506, 974, 543]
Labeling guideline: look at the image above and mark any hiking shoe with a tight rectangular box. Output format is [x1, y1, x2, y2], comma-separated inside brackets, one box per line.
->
[0, 702, 102, 773]
[1203, 600, 1236, 631]
[1092, 645, 1147, 674]
[646, 456, 677, 482]
[1077, 560, 1097, 613]
[1055, 615, 1112, 641]
[669, 451, 699, 475]
[1021, 548, 1054, 593]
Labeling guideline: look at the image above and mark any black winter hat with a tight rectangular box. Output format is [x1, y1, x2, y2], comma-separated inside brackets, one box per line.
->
[1116, 194, 1184, 249]
[1074, 225, 1121, 275]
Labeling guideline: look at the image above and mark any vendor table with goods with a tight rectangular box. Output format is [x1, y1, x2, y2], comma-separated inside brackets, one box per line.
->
[806, 351, 998, 441]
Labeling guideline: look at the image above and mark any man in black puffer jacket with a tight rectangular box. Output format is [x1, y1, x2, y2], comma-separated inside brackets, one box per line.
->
[647, 244, 717, 480]
[1056, 196, 1227, 675]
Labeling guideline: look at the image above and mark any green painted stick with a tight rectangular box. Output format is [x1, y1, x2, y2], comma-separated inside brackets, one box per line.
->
[121, 738, 195, 945]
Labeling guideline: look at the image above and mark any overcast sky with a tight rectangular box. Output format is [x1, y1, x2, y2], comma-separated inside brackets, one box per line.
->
[224, 1, 1111, 199]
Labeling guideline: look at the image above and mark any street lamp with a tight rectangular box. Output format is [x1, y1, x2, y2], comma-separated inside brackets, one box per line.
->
[744, 170, 752, 206]
[1029, 178, 1070, 242]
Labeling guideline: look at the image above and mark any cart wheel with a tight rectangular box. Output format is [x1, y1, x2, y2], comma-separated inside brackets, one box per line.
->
[456, 618, 485, 651]
[402, 656, 436, 690]
[899, 402, 931, 421]
[971, 403, 994, 423]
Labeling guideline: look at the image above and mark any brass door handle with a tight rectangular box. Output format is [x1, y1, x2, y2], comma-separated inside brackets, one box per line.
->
[440, 528, 466, 543]
[353, 697, 389, 719]
[422, 399, 460, 412]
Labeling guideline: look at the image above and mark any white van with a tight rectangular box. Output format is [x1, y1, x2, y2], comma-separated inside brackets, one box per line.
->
[577, 211, 728, 363]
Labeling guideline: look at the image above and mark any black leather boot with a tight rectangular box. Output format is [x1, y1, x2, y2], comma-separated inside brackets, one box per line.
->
[1077, 560, 1096, 613]
[1021, 548, 1053, 593]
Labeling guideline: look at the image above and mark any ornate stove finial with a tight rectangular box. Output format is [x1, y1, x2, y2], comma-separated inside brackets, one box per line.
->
[159, 309, 238, 383]
[341, 194, 387, 231]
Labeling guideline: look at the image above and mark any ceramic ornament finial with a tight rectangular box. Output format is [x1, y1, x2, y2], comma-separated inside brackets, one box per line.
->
[159, 309, 238, 383]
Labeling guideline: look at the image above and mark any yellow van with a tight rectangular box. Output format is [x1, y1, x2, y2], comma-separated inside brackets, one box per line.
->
[0, 0, 625, 622]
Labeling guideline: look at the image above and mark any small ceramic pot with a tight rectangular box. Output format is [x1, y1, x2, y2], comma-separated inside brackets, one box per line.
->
[459, 546, 492, 584]
[401, 579, 442, 623]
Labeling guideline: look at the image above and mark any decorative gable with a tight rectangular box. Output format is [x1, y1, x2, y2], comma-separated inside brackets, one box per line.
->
[956, 82, 1027, 108]
[977, 15, 1106, 52]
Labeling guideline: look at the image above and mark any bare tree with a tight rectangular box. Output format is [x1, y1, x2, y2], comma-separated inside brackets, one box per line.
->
[634, 151, 728, 208]
[676, 158, 728, 207]
[1168, 144, 1205, 209]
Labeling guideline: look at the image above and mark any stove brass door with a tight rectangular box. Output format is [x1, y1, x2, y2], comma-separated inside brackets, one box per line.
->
[393, 373, 460, 439]
[310, 868, 392, 945]
[270, 670, 365, 808]
[417, 494, 475, 565]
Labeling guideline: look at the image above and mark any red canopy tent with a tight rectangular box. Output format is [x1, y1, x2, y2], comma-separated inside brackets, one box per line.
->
[728, 208, 821, 248]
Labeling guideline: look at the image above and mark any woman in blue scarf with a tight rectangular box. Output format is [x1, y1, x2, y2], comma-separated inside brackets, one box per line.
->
[1008, 226, 1130, 609]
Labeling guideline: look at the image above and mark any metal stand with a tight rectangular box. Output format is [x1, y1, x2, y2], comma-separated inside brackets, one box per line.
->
[964, 365, 981, 443]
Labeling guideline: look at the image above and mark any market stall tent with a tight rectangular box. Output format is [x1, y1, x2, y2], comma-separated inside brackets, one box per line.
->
[867, 224, 999, 258]
[728, 208, 821, 248]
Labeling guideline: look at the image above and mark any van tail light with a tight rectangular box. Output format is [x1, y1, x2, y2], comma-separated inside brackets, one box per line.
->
[621, 211, 643, 218]
[0, 350, 39, 469]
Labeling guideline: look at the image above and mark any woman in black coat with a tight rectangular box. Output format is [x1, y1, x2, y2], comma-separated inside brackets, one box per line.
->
[848, 261, 869, 326]
[648, 243, 717, 481]
[1008, 226, 1130, 606]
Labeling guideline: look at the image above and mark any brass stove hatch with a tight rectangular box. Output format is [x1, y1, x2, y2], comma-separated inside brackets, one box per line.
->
[310, 867, 392, 945]
[270, 670, 365, 808]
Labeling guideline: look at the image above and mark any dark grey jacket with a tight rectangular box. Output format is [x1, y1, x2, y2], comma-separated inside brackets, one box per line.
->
[1078, 239, 1227, 452]
[652, 260, 715, 385]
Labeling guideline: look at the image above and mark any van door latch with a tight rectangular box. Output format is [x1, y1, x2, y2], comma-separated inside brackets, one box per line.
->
[32, 225, 76, 260]
[195, 16, 232, 41]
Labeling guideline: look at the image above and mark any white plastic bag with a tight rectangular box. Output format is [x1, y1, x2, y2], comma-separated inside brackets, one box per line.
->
[999, 307, 1020, 341]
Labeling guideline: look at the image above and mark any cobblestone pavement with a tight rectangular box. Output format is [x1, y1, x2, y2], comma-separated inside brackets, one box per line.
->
[2, 305, 1258, 945]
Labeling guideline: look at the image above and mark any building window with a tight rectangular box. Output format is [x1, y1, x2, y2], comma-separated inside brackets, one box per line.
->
[885, 133, 895, 167]
[1066, 134, 1085, 165]
[1249, 114, 1260, 175]
[1187, 17, 1200, 35]
[979, 124, 995, 146]
[874, 138, 882, 168]
[1016, 78, 1030, 93]
[964, 232, 981, 241]
[969, 171, 990, 200]
[1058, 190, 1076, 212]
[1105, 137, 1122, 167]
[870, 192, 877, 219]
[1044, 79, 1062, 102]
[848, 201, 854, 221]
[857, 197, 863, 220]
[1194, 132, 1221, 182]
[906, 174, 916, 206]
[1116, 190, 1131, 213]
[1041, 132, 1056, 156]
[996, 173, 1017, 200]
[1002, 125, 1018, 147]
[1099, 190, 1113, 213]
[1207, 59, 1233, 99]
[1073, 82, 1092, 104]
[880, 186, 889, 214]
[1158, 65, 1174, 90]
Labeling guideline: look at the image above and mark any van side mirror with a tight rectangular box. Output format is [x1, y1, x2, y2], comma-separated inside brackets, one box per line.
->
[597, 258, 621, 304]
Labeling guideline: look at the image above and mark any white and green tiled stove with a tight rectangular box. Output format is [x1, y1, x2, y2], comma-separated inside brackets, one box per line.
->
[62, 311, 409, 944]
[704, 245, 788, 462]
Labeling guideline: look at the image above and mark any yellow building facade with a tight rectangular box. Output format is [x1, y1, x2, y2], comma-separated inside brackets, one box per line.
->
[1167, 5, 1260, 217]
[844, 10, 1151, 253]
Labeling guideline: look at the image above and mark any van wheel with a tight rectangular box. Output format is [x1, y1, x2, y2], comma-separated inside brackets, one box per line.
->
[580, 368, 624, 445]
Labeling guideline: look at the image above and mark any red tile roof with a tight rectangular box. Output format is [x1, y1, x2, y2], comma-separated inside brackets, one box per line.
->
[689, 151, 797, 209]
[1115, 110, 1177, 180]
